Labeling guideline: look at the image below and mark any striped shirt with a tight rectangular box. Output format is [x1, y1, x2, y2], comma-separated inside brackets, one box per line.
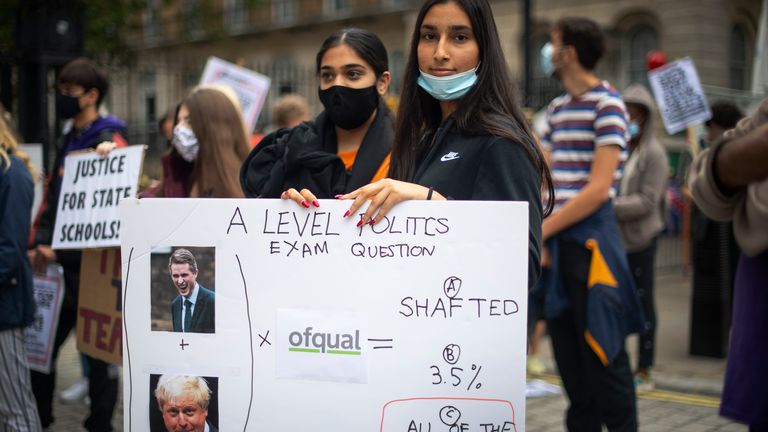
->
[540, 81, 628, 210]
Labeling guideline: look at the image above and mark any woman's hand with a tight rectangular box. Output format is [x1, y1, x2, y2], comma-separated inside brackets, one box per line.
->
[339, 178, 444, 226]
[28, 245, 56, 274]
[281, 188, 321, 209]
[95, 141, 118, 156]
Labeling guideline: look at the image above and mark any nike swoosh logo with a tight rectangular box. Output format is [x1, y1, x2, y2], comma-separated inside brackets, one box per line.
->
[440, 152, 460, 162]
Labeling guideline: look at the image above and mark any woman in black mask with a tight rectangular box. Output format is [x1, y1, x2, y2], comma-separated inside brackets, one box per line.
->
[240, 28, 393, 205]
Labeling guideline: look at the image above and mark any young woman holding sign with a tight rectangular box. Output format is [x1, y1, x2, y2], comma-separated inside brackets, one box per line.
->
[239, 28, 394, 203]
[339, 0, 552, 288]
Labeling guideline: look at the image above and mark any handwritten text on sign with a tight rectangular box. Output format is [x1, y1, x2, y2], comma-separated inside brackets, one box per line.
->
[52, 145, 144, 249]
[648, 57, 712, 134]
[121, 199, 529, 431]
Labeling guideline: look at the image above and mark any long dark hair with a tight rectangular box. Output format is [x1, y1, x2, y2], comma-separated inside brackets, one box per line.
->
[316, 28, 389, 79]
[390, 0, 554, 216]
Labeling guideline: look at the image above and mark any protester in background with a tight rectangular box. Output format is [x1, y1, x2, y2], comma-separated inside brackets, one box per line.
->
[273, 94, 311, 130]
[678, 102, 743, 325]
[689, 97, 768, 431]
[240, 28, 394, 202]
[27, 57, 125, 431]
[0, 107, 43, 432]
[338, 0, 551, 290]
[142, 86, 250, 198]
[537, 17, 642, 431]
[615, 83, 669, 392]
[158, 110, 175, 147]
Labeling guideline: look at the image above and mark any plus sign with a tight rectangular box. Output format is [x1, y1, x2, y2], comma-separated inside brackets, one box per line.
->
[179, 339, 189, 350]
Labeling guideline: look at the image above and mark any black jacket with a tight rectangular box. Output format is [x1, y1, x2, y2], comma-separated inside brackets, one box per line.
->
[0, 155, 36, 330]
[412, 118, 543, 288]
[240, 103, 393, 198]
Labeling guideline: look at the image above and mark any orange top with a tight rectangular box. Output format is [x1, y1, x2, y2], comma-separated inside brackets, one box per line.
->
[337, 150, 391, 183]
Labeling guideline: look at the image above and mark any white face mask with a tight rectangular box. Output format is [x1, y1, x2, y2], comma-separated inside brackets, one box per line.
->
[172, 124, 199, 162]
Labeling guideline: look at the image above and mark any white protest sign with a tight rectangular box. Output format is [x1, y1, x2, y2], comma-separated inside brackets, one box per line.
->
[648, 57, 712, 134]
[52, 145, 144, 250]
[25, 267, 65, 373]
[200, 56, 271, 133]
[120, 199, 529, 432]
[20, 143, 44, 223]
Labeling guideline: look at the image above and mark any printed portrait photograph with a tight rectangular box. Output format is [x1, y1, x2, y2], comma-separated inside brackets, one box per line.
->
[149, 374, 219, 432]
[150, 246, 216, 333]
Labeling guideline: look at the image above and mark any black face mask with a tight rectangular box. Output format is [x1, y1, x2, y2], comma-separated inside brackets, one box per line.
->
[318, 85, 379, 130]
[56, 93, 82, 120]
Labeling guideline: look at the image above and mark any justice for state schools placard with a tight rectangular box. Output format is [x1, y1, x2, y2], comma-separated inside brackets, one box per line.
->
[53, 146, 144, 250]
[120, 198, 529, 431]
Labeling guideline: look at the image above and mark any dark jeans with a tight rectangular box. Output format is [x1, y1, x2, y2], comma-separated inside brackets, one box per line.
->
[29, 264, 118, 431]
[547, 240, 638, 432]
[627, 238, 657, 370]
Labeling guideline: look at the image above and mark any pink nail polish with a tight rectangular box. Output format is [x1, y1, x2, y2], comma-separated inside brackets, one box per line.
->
[343, 210, 350, 218]
[356, 219, 364, 227]
[335, 194, 343, 199]
[312, 200, 320, 208]
[301, 201, 310, 208]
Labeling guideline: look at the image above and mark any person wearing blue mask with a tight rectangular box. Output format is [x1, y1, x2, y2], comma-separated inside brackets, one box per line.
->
[338, 0, 553, 290]
[240, 28, 394, 204]
[615, 83, 669, 392]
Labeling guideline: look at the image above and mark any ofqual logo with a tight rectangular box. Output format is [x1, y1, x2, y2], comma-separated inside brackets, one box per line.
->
[288, 326, 362, 356]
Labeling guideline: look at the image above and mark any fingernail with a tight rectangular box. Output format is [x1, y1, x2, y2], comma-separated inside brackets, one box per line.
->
[301, 201, 310, 208]
[312, 200, 320, 208]
[356, 219, 364, 227]
[281, 190, 287, 197]
[369, 219, 376, 226]
[334, 194, 343, 199]
[343, 210, 350, 218]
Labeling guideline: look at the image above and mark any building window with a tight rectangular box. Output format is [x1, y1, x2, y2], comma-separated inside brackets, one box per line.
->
[325, 0, 350, 15]
[225, 0, 247, 32]
[624, 24, 659, 87]
[143, 0, 160, 43]
[272, 0, 297, 23]
[182, 0, 203, 39]
[730, 25, 751, 90]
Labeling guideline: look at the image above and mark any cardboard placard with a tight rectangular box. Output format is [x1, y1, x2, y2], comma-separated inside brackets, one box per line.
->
[77, 248, 123, 365]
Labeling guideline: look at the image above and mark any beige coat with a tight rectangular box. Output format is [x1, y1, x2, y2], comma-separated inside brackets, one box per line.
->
[614, 84, 669, 253]
[689, 98, 768, 256]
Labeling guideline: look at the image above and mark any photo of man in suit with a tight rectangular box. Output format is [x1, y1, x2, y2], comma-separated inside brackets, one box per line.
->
[168, 248, 215, 333]
[153, 375, 218, 432]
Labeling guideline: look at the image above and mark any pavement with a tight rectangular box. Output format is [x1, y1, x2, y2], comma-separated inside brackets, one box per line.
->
[46, 272, 746, 431]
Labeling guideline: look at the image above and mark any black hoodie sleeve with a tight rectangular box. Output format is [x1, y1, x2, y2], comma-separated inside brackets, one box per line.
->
[472, 137, 543, 289]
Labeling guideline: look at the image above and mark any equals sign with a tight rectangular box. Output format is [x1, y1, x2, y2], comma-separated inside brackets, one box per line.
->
[368, 338, 394, 350]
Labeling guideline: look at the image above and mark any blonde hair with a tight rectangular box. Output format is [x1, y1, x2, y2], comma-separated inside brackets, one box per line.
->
[0, 108, 37, 178]
[154, 375, 211, 410]
[273, 94, 310, 129]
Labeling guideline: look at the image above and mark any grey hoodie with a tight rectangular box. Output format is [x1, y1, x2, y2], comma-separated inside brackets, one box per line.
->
[614, 84, 669, 252]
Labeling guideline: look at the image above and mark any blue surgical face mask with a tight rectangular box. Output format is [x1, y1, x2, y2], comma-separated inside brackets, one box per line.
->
[417, 64, 479, 101]
[628, 121, 641, 140]
[541, 42, 555, 76]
